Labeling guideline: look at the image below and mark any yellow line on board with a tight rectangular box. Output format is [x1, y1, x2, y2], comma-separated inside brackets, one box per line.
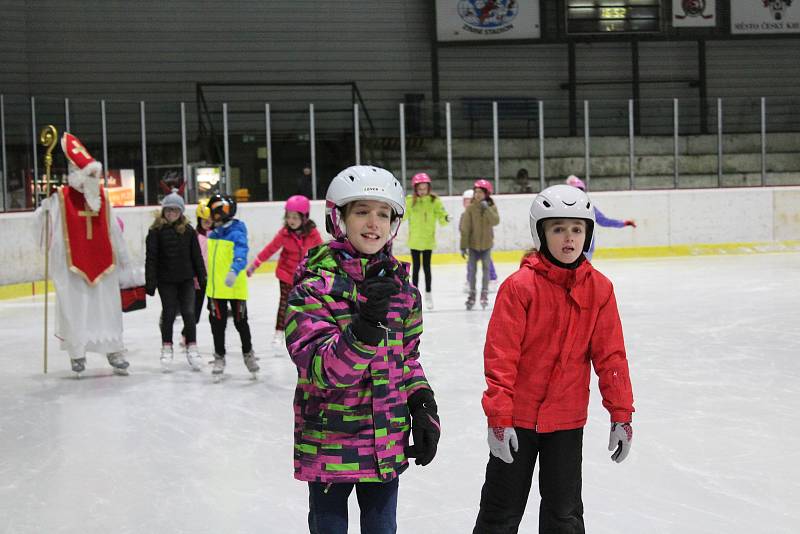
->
[2, 241, 798, 301]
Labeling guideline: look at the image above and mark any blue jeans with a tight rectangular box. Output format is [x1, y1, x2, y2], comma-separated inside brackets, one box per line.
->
[308, 478, 399, 534]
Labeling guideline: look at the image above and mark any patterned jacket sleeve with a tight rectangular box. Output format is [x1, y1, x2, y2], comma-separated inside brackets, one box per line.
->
[590, 284, 635, 422]
[402, 286, 429, 395]
[285, 278, 378, 389]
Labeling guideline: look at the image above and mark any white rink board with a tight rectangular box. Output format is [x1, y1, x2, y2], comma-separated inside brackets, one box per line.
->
[2, 186, 799, 285]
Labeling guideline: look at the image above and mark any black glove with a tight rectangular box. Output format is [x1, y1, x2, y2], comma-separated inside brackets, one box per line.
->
[405, 389, 440, 466]
[350, 262, 401, 345]
[145, 284, 156, 297]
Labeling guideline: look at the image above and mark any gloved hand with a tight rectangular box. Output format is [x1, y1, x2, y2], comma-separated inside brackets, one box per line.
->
[145, 284, 156, 297]
[608, 422, 632, 463]
[246, 262, 258, 277]
[350, 262, 401, 345]
[405, 389, 440, 466]
[224, 271, 237, 288]
[444, 214, 451, 223]
[488, 427, 518, 463]
[624, 220, 637, 228]
[480, 200, 489, 209]
[460, 248, 467, 259]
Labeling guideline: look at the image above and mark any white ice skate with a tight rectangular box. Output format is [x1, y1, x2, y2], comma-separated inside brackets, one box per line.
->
[107, 352, 130, 376]
[70, 357, 86, 378]
[211, 354, 226, 383]
[160, 343, 174, 373]
[185, 344, 203, 371]
[243, 350, 260, 379]
[271, 330, 285, 357]
[424, 292, 434, 311]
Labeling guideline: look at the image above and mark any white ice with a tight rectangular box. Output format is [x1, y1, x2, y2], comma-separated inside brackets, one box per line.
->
[1, 254, 798, 533]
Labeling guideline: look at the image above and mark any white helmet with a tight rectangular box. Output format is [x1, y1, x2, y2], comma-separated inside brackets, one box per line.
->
[462, 188, 474, 199]
[529, 184, 595, 252]
[325, 165, 406, 239]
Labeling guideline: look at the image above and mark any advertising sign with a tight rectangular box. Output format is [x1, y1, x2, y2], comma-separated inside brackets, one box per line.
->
[672, 0, 716, 27]
[732, 1, 800, 34]
[436, 0, 541, 41]
[106, 169, 136, 207]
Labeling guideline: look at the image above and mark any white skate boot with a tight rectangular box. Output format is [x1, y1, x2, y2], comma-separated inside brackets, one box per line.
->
[271, 330, 285, 357]
[185, 344, 203, 371]
[424, 292, 434, 311]
[107, 352, 130, 376]
[70, 357, 86, 378]
[243, 350, 260, 379]
[211, 354, 226, 383]
[160, 343, 174, 372]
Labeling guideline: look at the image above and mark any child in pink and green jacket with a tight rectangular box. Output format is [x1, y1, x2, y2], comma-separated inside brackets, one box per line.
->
[285, 165, 440, 532]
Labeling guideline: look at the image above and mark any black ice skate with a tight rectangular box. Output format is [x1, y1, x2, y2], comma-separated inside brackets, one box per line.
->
[243, 350, 260, 379]
[106, 352, 130, 376]
[70, 357, 86, 378]
[466, 291, 476, 311]
[211, 354, 225, 383]
[480, 290, 489, 310]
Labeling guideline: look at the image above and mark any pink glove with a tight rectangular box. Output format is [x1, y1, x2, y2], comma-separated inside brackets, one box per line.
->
[624, 220, 637, 228]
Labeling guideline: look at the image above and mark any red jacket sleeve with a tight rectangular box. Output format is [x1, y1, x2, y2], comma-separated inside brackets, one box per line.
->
[590, 287, 635, 423]
[254, 231, 283, 266]
[482, 277, 527, 428]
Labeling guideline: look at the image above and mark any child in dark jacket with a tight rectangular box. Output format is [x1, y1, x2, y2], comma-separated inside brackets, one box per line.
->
[247, 195, 323, 354]
[473, 184, 635, 533]
[145, 189, 206, 371]
[285, 165, 440, 533]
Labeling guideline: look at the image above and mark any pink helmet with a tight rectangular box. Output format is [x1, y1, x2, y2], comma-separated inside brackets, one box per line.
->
[473, 178, 493, 195]
[565, 175, 586, 191]
[285, 195, 310, 216]
[411, 172, 432, 187]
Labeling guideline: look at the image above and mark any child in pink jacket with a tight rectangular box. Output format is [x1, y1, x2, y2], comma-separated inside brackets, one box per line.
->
[247, 195, 323, 352]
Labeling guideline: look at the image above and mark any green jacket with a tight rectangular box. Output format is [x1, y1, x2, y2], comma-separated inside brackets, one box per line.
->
[459, 201, 500, 251]
[405, 195, 449, 251]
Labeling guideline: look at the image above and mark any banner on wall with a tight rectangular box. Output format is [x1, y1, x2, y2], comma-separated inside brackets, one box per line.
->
[436, 0, 541, 41]
[672, 0, 716, 27]
[106, 169, 136, 207]
[732, 1, 800, 34]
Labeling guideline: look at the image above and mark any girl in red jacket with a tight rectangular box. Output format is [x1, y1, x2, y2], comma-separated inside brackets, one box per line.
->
[247, 195, 323, 353]
[473, 184, 635, 534]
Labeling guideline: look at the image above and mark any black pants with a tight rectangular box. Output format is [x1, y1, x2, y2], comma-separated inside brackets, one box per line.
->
[410, 249, 432, 293]
[473, 428, 584, 534]
[181, 283, 206, 340]
[208, 298, 252, 357]
[158, 280, 196, 344]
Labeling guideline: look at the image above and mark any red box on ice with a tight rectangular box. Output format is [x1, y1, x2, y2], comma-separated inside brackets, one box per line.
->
[120, 286, 146, 312]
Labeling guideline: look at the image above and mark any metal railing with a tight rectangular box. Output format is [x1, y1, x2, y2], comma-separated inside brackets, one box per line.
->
[1, 94, 798, 212]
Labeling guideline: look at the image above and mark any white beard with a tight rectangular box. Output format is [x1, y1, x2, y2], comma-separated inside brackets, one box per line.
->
[67, 162, 103, 212]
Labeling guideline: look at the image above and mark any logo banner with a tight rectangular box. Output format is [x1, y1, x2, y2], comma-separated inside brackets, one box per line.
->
[436, 0, 541, 41]
[673, 0, 716, 27]
[732, 0, 800, 34]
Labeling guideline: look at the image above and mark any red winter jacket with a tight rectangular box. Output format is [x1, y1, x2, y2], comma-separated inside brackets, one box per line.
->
[253, 227, 323, 284]
[482, 253, 634, 433]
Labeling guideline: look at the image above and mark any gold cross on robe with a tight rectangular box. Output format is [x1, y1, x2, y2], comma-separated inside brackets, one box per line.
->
[77, 205, 98, 239]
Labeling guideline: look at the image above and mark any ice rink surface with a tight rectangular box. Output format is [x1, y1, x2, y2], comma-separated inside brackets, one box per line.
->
[1, 253, 798, 533]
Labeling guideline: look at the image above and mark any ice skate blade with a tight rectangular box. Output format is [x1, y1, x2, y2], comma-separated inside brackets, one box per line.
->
[113, 367, 129, 376]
